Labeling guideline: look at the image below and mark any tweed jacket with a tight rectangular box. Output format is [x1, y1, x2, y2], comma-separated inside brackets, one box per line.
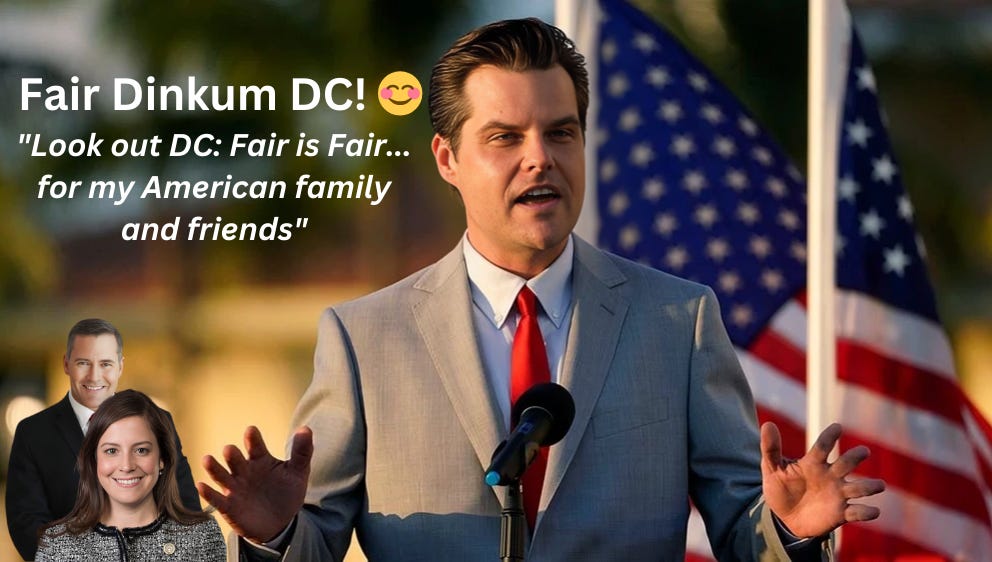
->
[36, 515, 226, 562]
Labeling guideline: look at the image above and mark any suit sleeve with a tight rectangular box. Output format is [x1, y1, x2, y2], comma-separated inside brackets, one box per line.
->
[164, 411, 203, 511]
[6, 421, 52, 561]
[277, 307, 366, 562]
[686, 287, 831, 562]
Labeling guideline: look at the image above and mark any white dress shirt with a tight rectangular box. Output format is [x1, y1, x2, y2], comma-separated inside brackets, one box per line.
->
[257, 236, 579, 553]
[66, 392, 95, 433]
[462, 234, 575, 429]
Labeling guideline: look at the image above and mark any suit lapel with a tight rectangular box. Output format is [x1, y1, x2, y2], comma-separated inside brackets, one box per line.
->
[539, 238, 629, 526]
[53, 395, 85, 458]
[412, 243, 506, 491]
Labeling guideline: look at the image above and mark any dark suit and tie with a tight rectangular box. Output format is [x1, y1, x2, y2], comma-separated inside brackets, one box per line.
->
[6, 394, 201, 560]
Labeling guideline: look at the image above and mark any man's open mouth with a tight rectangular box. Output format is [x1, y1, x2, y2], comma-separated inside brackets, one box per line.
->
[516, 187, 560, 204]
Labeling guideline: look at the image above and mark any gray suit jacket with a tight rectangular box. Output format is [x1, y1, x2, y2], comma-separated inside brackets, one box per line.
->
[251, 237, 828, 561]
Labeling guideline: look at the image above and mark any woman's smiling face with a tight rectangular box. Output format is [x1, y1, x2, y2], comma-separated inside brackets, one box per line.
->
[96, 415, 163, 517]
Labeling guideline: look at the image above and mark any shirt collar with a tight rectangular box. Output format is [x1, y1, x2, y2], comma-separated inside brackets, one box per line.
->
[463, 234, 574, 329]
[66, 391, 96, 432]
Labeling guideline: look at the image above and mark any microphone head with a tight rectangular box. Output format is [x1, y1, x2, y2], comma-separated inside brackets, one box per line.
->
[511, 382, 575, 446]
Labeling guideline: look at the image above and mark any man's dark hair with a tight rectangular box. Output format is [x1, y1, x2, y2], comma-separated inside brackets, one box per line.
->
[66, 318, 122, 360]
[428, 17, 589, 153]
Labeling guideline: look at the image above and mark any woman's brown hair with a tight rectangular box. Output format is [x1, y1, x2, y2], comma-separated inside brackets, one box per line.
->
[42, 389, 208, 537]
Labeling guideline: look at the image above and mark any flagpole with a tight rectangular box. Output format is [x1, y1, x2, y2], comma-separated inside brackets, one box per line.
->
[556, 0, 600, 242]
[807, 0, 848, 449]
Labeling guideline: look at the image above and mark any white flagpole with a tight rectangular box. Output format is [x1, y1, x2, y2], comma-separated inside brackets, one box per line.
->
[557, 0, 600, 242]
[807, 0, 849, 447]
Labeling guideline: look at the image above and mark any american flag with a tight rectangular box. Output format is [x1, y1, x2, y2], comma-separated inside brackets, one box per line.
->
[592, 0, 992, 559]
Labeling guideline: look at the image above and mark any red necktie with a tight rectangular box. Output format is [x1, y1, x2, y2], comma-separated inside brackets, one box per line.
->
[510, 286, 551, 531]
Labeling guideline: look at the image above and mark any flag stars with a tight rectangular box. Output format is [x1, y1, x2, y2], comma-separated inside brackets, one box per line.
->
[654, 213, 678, 236]
[916, 234, 928, 259]
[761, 269, 785, 293]
[600, 158, 619, 183]
[856, 65, 876, 92]
[737, 202, 760, 225]
[593, 14, 919, 343]
[846, 119, 873, 147]
[596, 125, 610, 147]
[883, 245, 911, 276]
[872, 154, 898, 184]
[752, 146, 774, 166]
[619, 224, 641, 251]
[671, 135, 696, 158]
[898, 195, 914, 221]
[712, 136, 736, 158]
[682, 170, 708, 195]
[659, 100, 683, 123]
[601, 39, 619, 63]
[642, 177, 665, 202]
[738, 116, 759, 137]
[645, 66, 670, 88]
[718, 271, 741, 294]
[608, 72, 630, 98]
[694, 204, 719, 229]
[725, 169, 749, 191]
[629, 142, 656, 167]
[790, 242, 807, 263]
[778, 209, 801, 231]
[706, 238, 731, 262]
[688, 71, 710, 92]
[787, 165, 803, 183]
[608, 192, 630, 217]
[860, 209, 886, 239]
[633, 32, 658, 53]
[838, 176, 860, 202]
[618, 107, 642, 132]
[701, 104, 724, 124]
[749, 236, 773, 259]
[765, 177, 787, 198]
[730, 304, 754, 327]
[664, 246, 690, 271]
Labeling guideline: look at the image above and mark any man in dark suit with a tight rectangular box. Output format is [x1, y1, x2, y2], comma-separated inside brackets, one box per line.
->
[5, 318, 201, 561]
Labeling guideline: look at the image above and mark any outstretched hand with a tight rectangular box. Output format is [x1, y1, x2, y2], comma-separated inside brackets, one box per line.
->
[761, 422, 885, 538]
[198, 426, 313, 543]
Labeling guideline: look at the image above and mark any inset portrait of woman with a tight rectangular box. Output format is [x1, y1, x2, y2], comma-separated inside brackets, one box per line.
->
[37, 389, 225, 561]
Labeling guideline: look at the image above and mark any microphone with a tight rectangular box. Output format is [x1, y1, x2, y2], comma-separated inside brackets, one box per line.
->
[484, 382, 575, 486]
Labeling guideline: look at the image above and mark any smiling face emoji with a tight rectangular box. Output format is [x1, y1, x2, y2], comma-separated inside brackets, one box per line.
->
[378, 71, 423, 116]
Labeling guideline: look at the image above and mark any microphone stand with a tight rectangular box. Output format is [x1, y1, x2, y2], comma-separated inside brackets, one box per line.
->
[500, 480, 526, 561]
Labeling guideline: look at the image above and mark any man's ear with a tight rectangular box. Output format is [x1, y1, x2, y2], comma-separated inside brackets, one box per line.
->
[63, 354, 70, 375]
[431, 134, 458, 186]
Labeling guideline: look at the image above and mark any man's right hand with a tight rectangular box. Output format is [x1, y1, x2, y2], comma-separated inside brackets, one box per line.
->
[198, 425, 313, 543]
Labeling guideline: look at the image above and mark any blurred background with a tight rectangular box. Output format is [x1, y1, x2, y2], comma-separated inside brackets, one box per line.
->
[1, 1, 990, 560]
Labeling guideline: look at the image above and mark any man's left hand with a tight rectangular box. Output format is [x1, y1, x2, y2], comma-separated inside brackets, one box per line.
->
[761, 421, 886, 538]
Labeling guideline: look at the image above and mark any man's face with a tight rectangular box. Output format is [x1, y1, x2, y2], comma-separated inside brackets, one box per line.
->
[64, 334, 122, 410]
[432, 65, 585, 277]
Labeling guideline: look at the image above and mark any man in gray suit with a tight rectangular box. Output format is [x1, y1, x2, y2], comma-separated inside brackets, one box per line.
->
[200, 18, 884, 561]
